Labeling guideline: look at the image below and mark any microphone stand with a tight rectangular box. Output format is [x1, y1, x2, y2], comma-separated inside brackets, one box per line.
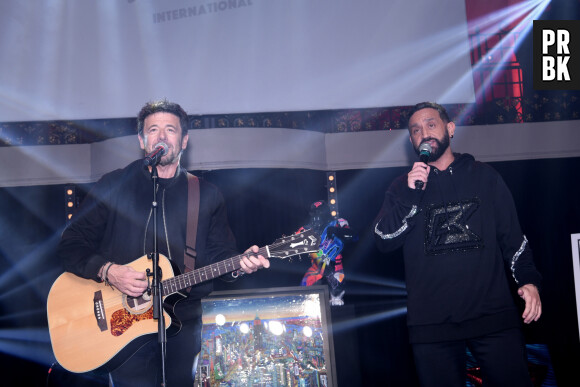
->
[148, 164, 167, 386]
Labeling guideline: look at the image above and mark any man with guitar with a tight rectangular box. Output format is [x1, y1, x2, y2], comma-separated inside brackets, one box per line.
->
[55, 99, 270, 386]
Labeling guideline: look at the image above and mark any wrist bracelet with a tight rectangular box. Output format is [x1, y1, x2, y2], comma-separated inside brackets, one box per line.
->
[103, 262, 114, 287]
[99, 262, 110, 282]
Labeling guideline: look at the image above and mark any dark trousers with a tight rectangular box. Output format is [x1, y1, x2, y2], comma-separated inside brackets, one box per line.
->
[412, 327, 532, 387]
[109, 316, 202, 387]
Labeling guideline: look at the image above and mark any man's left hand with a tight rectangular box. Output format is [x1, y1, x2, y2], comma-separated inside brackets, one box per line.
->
[518, 284, 542, 324]
[239, 245, 270, 274]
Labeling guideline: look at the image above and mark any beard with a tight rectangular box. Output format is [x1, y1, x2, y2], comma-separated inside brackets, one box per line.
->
[414, 131, 450, 162]
[143, 138, 183, 167]
[158, 149, 183, 166]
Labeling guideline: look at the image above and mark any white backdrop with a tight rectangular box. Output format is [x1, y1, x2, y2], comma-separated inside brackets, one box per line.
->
[0, 0, 475, 122]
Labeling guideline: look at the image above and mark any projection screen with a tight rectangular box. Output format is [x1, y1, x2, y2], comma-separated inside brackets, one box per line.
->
[0, 0, 475, 122]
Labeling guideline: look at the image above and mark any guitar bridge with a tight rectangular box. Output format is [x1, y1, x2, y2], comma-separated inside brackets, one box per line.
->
[93, 290, 108, 332]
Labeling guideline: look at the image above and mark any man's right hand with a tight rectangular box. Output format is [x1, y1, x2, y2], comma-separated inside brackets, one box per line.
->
[106, 264, 148, 297]
[407, 162, 430, 190]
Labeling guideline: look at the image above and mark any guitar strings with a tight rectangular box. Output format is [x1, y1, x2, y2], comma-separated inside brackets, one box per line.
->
[89, 234, 314, 320]
[162, 233, 313, 294]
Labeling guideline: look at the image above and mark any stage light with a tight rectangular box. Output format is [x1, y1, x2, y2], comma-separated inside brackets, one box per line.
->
[454, 0, 552, 124]
[326, 172, 338, 218]
[64, 185, 77, 223]
[331, 305, 408, 334]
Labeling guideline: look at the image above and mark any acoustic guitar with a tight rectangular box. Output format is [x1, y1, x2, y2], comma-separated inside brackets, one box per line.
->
[47, 229, 320, 373]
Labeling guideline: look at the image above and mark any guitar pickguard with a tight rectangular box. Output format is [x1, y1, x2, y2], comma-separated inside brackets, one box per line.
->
[110, 307, 154, 337]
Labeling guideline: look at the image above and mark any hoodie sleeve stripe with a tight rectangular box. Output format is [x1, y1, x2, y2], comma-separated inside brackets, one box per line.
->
[510, 235, 528, 284]
[375, 205, 418, 240]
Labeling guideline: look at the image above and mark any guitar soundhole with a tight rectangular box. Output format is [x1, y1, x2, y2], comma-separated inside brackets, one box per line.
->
[123, 294, 152, 314]
[108, 295, 155, 336]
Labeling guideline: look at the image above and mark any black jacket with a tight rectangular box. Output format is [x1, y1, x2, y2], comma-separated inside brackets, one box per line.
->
[58, 160, 238, 305]
[374, 153, 542, 343]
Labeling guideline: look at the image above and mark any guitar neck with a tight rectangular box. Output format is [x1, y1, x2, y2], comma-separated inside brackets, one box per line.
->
[160, 246, 269, 296]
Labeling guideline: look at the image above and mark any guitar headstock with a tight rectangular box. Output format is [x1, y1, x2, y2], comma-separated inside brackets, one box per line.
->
[268, 229, 320, 259]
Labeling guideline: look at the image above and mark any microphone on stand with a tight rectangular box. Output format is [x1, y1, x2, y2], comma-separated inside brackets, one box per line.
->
[143, 143, 168, 166]
[415, 143, 432, 190]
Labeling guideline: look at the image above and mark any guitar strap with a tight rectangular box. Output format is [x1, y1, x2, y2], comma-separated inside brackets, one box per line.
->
[185, 172, 199, 273]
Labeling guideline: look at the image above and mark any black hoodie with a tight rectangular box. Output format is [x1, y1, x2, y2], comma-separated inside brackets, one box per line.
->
[374, 153, 541, 343]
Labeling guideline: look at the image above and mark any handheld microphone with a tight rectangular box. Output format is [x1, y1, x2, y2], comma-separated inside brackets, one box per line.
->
[415, 143, 432, 190]
[143, 143, 168, 166]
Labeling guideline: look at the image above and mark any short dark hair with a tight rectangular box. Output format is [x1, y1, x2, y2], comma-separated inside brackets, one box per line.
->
[137, 99, 188, 136]
[408, 102, 451, 128]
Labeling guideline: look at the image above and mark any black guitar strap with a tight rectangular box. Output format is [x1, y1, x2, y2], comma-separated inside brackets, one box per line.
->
[184, 172, 199, 273]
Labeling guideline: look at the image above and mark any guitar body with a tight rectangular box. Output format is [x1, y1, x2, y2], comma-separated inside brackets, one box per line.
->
[47, 254, 182, 374]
